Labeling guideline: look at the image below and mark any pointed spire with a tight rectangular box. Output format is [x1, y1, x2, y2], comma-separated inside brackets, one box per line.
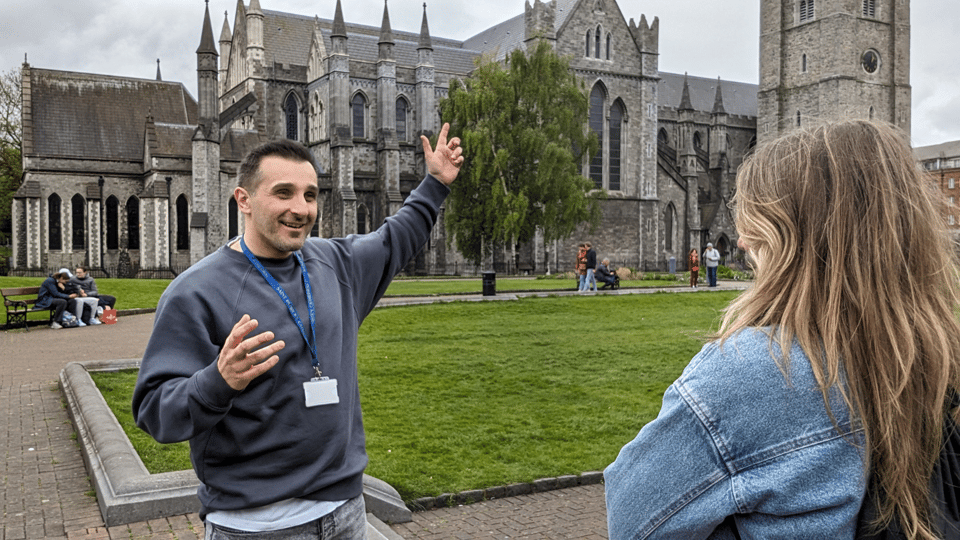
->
[418, 3, 432, 50]
[679, 72, 693, 111]
[712, 77, 726, 115]
[220, 10, 232, 42]
[156, 59, 162, 80]
[248, 0, 262, 16]
[332, 0, 347, 38]
[197, 0, 218, 55]
[379, 0, 394, 45]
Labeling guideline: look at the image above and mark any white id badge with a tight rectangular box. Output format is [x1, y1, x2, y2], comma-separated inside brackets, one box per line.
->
[304, 377, 339, 407]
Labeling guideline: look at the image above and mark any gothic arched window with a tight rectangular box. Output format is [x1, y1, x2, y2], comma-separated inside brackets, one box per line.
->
[106, 196, 119, 250]
[126, 196, 140, 250]
[802, 54, 807, 73]
[658, 128, 669, 147]
[606, 34, 611, 60]
[176, 195, 190, 250]
[585, 30, 591, 57]
[396, 97, 409, 142]
[594, 26, 601, 59]
[664, 204, 675, 251]
[71, 194, 85, 250]
[357, 204, 368, 235]
[589, 84, 606, 188]
[285, 93, 299, 141]
[48, 194, 62, 250]
[609, 100, 624, 191]
[352, 94, 366, 139]
[693, 131, 703, 150]
[310, 92, 323, 142]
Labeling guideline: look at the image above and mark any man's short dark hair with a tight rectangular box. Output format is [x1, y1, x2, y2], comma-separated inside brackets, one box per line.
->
[75, 265, 87, 272]
[237, 139, 319, 192]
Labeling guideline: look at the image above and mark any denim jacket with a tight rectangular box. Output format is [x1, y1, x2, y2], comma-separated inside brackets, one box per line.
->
[605, 328, 866, 539]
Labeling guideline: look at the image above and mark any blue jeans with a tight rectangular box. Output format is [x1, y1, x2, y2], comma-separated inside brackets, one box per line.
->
[707, 266, 718, 287]
[204, 496, 367, 540]
[578, 274, 587, 291]
[585, 269, 597, 291]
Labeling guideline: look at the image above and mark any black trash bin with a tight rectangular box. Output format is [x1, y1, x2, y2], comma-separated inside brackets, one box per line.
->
[482, 271, 496, 296]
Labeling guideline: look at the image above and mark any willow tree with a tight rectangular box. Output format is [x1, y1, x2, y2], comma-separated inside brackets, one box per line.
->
[440, 40, 602, 267]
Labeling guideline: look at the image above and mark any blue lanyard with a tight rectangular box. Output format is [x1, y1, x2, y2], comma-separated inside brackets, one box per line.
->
[239, 237, 320, 376]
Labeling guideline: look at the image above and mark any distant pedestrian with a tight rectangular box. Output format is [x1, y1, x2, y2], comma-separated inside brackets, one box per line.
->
[584, 242, 598, 292]
[703, 243, 720, 287]
[575, 243, 588, 291]
[688, 249, 699, 289]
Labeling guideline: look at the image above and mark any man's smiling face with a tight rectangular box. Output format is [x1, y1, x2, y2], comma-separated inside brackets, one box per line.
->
[238, 155, 318, 259]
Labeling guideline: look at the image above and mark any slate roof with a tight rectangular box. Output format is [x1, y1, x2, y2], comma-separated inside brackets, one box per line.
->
[658, 72, 757, 118]
[261, 10, 479, 74]
[914, 140, 960, 162]
[461, 0, 579, 60]
[27, 68, 198, 161]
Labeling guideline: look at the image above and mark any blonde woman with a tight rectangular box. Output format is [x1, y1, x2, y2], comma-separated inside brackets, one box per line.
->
[605, 120, 960, 539]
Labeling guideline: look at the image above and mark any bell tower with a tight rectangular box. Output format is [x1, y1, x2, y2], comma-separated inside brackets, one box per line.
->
[757, 0, 910, 144]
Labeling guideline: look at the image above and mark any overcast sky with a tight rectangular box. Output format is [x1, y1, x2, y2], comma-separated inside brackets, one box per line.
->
[1, 0, 956, 147]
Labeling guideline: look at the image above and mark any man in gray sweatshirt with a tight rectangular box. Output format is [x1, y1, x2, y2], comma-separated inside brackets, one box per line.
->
[133, 124, 463, 538]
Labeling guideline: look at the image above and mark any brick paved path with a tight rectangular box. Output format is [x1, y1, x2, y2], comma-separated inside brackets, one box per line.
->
[1, 309, 611, 540]
[389, 485, 607, 539]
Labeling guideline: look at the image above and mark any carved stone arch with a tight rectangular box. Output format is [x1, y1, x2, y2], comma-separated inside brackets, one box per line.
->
[357, 203, 370, 235]
[715, 234, 731, 265]
[658, 127, 670, 147]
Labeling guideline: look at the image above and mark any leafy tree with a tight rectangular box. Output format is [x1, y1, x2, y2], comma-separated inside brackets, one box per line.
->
[0, 66, 22, 252]
[440, 40, 603, 266]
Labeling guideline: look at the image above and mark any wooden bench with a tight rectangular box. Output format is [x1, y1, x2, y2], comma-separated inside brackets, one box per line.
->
[2, 286, 56, 331]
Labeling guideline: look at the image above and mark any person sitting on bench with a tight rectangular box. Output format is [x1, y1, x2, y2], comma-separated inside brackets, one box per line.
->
[597, 259, 619, 290]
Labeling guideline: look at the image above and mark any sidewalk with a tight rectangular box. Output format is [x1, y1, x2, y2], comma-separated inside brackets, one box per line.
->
[0, 282, 746, 539]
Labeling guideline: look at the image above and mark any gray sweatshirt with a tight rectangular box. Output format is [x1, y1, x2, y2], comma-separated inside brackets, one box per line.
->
[132, 176, 449, 517]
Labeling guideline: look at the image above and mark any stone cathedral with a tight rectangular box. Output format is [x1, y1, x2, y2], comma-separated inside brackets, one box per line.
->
[10, 0, 908, 276]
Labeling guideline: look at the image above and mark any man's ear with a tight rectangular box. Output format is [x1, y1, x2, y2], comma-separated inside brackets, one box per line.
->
[235, 187, 252, 213]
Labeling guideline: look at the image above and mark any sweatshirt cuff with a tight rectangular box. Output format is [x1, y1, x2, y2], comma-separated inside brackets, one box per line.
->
[194, 360, 240, 412]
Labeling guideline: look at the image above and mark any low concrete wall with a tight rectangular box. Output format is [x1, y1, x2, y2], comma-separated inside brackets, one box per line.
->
[60, 359, 411, 527]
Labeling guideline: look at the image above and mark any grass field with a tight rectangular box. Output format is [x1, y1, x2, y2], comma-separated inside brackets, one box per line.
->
[90, 290, 739, 501]
[0, 274, 696, 326]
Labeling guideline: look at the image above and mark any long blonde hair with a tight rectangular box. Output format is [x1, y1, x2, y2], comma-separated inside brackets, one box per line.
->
[721, 120, 960, 539]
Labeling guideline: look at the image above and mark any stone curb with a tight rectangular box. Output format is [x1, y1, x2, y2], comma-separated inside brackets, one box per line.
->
[407, 471, 605, 511]
[59, 359, 412, 526]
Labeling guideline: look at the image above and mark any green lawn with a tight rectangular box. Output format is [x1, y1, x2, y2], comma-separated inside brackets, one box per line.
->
[0, 274, 692, 326]
[90, 291, 738, 501]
